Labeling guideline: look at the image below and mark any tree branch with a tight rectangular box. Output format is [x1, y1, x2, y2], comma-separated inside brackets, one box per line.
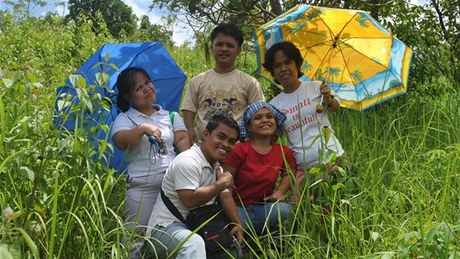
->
[430, 0, 449, 41]
[269, 0, 283, 16]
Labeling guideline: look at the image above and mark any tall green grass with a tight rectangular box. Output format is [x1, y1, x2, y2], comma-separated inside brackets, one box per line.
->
[1, 13, 459, 258]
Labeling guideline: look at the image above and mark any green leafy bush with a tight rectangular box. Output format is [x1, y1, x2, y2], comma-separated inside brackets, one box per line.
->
[1, 11, 459, 258]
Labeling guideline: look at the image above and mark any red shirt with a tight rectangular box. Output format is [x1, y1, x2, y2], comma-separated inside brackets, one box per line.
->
[223, 140, 296, 205]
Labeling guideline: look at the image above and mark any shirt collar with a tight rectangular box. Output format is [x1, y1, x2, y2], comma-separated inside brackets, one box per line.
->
[125, 104, 164, 117]
[191, 144, 220, 172]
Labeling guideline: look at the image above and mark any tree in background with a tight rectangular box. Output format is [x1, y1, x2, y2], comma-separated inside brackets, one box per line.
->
[150, 0, 460, 93]
[1, 0, 46, 18]
[66, 0, 175, 47]
[67, 0, 137, 38]
[131, 15, 174, 47]
[386, 0, 460, 91]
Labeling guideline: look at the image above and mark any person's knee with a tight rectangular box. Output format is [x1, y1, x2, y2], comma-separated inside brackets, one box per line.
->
[184, 234, 205, 250]
[268, 202, 293, 226]
[178, 234, 206, 257]
[277, 202, 294, 219]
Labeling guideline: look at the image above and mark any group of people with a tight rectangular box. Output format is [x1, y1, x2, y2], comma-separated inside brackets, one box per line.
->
[110, 23, 344, 258]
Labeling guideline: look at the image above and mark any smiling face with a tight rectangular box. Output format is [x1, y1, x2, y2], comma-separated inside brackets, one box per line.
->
[247, 108, 277, 138]
[272, 50, 300, 92]
[211, 33, 241, 71]
[125, 72, 156, 111]
[201, 122, 238, 164]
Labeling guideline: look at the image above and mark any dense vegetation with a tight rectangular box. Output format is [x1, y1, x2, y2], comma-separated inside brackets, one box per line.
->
[1, 1, 459, 258]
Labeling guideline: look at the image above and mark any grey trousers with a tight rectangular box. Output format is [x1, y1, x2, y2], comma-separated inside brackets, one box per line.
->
[125, 172, 165, 258]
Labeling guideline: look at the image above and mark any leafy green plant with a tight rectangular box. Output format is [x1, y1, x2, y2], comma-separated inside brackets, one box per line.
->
[395, 221, 460, 258]
[1, 8, 460, 257]
[1, 207, 38, 258]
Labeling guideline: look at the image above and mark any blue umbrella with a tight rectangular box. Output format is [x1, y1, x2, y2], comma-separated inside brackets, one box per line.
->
[55, 42, 187, 174]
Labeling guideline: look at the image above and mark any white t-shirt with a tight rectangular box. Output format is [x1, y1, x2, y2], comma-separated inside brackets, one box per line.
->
[181, 69, 264, 141]
[110, 105, 186, 177]
[146, 144, 227, 235]
[270, 81, 344, 169]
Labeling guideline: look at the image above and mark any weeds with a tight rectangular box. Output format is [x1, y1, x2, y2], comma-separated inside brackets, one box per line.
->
[1, 13, 459, 258]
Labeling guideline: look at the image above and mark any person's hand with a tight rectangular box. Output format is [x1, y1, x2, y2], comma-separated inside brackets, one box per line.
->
[264, 189, 285, 202]
[319, 81, 333, 105]
[216, 166, 234, 190]
[139, 123, 162, 139]
[229, 224, 244, 244]
[319, 81, 334, 106]
[187, 128, 197, 145]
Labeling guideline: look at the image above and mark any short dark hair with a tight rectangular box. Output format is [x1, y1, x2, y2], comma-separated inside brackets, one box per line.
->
[263, 41, 304, 82]
[210, 23, 244, 48]
[115, 67, 152, 112]
[206, 112, 240, 139]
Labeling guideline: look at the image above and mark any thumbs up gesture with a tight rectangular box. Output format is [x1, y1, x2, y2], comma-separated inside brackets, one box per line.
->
[216, 166, 234, 189]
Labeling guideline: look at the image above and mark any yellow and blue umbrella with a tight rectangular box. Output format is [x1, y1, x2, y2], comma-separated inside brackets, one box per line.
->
[254, 5, 413, 111]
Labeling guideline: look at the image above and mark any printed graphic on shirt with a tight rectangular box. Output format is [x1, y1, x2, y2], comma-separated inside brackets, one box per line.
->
[202, 87, 243, 121]
[278, 97, 319, 133]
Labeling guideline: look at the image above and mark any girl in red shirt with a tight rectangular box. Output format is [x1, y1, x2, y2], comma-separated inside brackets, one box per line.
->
[222, 102, 296, 236]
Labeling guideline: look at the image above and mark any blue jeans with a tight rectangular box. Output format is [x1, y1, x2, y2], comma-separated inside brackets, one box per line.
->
[237, 201, 293, 235]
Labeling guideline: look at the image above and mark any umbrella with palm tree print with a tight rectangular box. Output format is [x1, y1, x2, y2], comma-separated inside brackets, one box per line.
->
[254, 4, 413, 111]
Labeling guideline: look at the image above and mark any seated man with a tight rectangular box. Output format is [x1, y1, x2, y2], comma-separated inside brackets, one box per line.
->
[145, 113, 243, 258]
